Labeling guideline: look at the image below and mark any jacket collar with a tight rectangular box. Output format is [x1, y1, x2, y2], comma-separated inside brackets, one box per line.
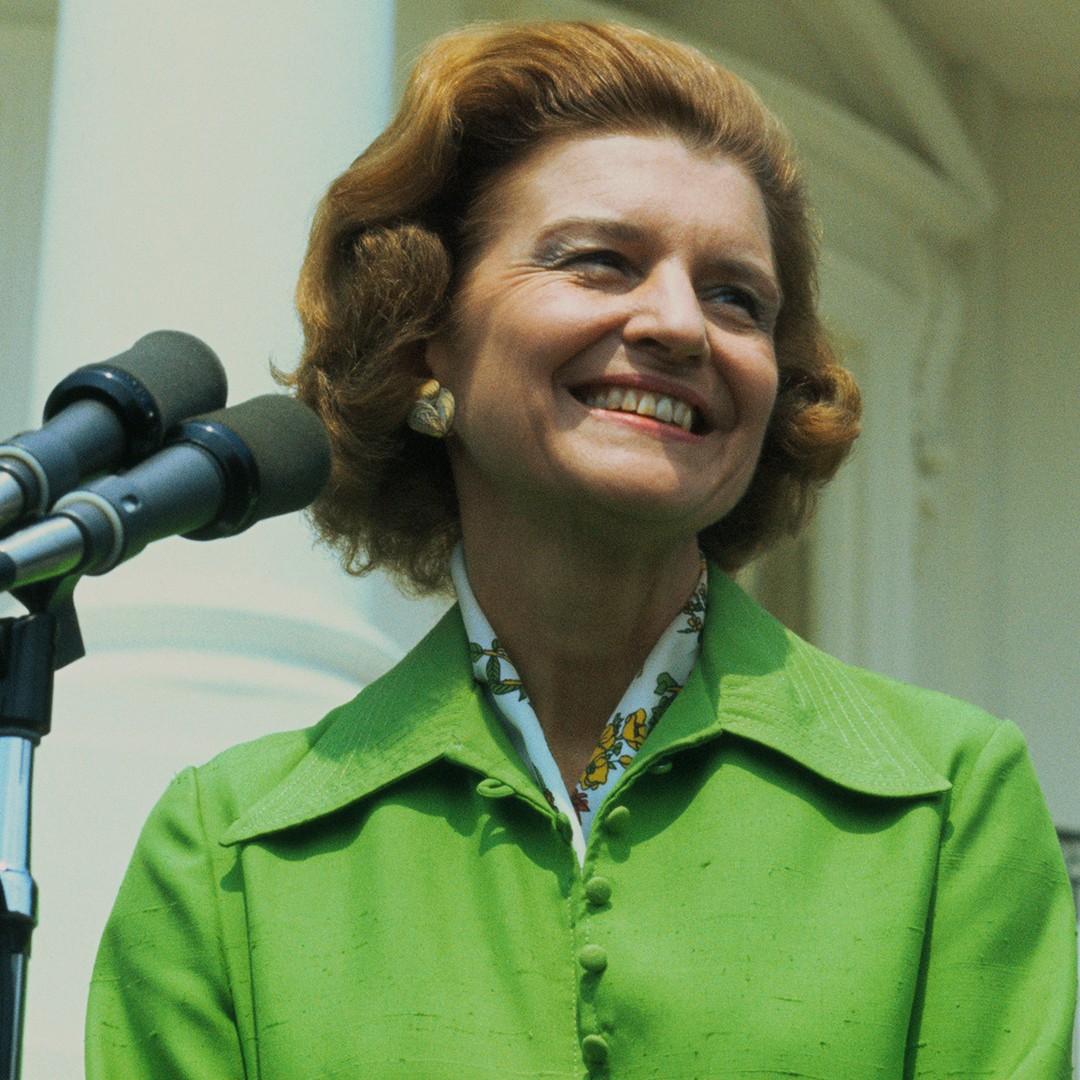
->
[682, 566, 949, 798]
[221, 564, 947, 846]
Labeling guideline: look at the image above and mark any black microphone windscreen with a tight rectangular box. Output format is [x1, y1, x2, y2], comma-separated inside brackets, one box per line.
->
[106, 331, 229, 431]
[192, 395, 332, 525]
[40, 330, 229, 467]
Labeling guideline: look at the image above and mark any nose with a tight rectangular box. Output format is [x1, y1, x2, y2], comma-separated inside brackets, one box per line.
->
[622, 263, 708, 363]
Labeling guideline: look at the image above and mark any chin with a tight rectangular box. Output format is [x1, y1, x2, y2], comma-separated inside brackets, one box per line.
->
[580, 478, 739, 535]
[580, 455, 751, 516]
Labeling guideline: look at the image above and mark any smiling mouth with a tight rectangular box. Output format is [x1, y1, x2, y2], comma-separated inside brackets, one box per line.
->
[576, 385, 700, 433]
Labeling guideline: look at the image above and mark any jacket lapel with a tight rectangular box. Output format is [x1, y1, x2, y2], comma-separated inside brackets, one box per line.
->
[223, 564, 948, 846]
[654, 565, 950, 798]
[221, 607, 549, 845]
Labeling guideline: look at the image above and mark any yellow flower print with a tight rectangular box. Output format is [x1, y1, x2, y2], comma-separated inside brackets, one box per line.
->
[579, 720, 620, 789]
[621, 709, 650, 750]
[597, 718, 618, 752]
[678, 576, 706, 635]
[581, 743, 611, 790]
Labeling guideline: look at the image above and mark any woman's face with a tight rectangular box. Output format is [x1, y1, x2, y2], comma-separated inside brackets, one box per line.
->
[426, 132, 780, 550]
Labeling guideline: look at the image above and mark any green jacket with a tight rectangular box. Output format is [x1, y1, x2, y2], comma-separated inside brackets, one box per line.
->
[86, 567, 1077, 1079]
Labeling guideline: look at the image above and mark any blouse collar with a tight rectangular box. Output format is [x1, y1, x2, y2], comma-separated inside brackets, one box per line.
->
[450, 544, 707, 863]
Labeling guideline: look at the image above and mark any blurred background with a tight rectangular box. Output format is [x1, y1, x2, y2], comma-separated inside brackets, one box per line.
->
[1, 0, 1077, 1073]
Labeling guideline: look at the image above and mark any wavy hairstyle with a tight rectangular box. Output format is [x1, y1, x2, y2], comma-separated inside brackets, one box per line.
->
[285, 20, 861, 592]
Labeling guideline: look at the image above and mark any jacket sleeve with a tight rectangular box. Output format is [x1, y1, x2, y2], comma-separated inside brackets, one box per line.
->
[907, 720, 1077, 1079]
[85, 767, 247, 1080]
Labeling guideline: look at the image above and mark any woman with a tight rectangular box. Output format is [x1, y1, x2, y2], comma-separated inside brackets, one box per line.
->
[86, 21, 1076, 1079]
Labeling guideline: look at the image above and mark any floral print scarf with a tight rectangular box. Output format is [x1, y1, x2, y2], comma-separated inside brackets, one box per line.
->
[449, 545, 707, 865]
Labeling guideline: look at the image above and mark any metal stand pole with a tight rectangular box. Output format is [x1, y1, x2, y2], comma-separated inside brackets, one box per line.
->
[0, 579, 83, 1080]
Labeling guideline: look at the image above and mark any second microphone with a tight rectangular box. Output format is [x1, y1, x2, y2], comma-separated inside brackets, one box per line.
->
[0, 395, 332, 594]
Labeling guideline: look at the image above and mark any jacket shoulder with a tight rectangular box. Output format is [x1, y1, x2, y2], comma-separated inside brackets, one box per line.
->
[705, 568, 1026, 795]
[180, 709, 340, 832]
[794, 634, 1028, 785]
[185, 604, 473, 840]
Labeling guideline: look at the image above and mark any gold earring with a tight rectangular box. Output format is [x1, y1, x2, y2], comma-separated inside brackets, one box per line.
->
[407, 379, 455, 438]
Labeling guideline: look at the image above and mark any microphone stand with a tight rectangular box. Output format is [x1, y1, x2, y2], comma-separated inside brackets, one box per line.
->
[0, 573, 84, 1080]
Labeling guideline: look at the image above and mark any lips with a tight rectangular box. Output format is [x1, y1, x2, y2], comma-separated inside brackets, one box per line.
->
[576, 385, 700, 433]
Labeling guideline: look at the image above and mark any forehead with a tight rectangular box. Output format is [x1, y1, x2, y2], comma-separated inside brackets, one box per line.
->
[479, 132, 772, 257]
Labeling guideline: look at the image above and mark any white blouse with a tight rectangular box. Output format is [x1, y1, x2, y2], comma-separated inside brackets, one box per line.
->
[450, 545, 707, 864]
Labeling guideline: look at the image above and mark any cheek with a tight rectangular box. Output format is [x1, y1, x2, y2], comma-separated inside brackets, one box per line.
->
[736, 352, 780, 433]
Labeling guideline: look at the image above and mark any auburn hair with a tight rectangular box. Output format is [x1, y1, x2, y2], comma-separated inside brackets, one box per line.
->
[284, 20, 861, 592]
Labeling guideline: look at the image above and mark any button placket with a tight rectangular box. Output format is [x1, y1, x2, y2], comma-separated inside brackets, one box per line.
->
[575, 795, 646, 1071]
[584, 875, 612, 907]
[602, 805, 631, 835]
[577, 839, 619, 1072]
[475, 777, 515, 799]
[581, 1032, 609, 1066]
[578, 943, 608, 973]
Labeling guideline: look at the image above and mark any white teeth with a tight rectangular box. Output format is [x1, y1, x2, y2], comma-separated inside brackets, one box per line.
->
[636, 392, 657, 417]
[581, 387, 697, 432]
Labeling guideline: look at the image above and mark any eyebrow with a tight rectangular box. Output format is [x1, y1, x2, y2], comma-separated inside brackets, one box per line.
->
[535, 216, 648, 249]
[534, 216, 783, 305]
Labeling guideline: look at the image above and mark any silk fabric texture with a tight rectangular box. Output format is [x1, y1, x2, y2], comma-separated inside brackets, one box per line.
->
[86, 565, 1077, 1079]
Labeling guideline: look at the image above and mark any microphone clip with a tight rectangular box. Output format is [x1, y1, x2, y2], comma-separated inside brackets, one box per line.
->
[1, 575, 85, 743]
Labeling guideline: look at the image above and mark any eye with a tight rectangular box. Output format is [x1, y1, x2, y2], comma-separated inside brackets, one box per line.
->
[703, 284, 770, 330]
[561, 249, 636, 281]
[574, 249, 628, 269]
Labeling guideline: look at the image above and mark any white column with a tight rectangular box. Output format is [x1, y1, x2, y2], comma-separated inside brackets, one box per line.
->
[20, 3, 451, 1076]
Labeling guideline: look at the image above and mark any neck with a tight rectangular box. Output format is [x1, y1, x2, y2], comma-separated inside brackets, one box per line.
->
[458, 511, 702, 788]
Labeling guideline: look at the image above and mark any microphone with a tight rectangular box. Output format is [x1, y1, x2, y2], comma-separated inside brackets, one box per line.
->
[0, 395, 332, 593]
[0, 331, 228, 533]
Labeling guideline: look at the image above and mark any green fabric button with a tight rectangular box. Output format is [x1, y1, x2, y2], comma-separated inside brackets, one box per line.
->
[581, 1034, 609, 1063]
[603, 805, 631, 834]
[578, 944, 608, 972]
[649, 758, 673, 775]
[475, 778, 515, 799]
[585, 876, 612, 905]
